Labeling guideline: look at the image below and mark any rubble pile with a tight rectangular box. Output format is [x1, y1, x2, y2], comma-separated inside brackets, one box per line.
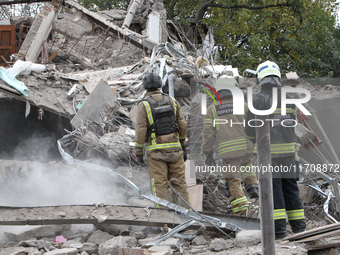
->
[1, 0, 340, 254]
[0, 225, 309, 255]
[49, 23, 145, 71]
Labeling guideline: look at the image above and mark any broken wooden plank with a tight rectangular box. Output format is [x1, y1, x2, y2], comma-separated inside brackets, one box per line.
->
[48, 51, 58, 61]
[306, 241, 340, 251]
[284, 222, 340, 241]
[64, 0, 158, 52]
[297, 229, 340, 243]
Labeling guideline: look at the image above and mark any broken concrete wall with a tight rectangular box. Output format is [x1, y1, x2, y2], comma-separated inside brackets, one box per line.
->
[52, 7, 92, 40]
[48, 6, 145, 70]
[18, 4, 58, 62]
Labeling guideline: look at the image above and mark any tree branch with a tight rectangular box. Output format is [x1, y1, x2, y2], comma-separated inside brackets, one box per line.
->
[208, 2, 291, 10]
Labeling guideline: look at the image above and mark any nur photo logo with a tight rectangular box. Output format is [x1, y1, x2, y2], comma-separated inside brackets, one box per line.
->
[198, 82, 312, 116]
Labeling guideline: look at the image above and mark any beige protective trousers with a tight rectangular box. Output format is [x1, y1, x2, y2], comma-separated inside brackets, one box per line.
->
[223, 154, 257, 215]
[147, 149, 190, 209]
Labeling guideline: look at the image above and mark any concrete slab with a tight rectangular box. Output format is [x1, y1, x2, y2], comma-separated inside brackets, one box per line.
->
[70, 80, 116, 129]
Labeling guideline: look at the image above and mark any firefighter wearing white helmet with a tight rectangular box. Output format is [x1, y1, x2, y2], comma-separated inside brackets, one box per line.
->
[202, 75, 259, 216]
[244, 61, 306, 239]
[256, 60, 281, 84]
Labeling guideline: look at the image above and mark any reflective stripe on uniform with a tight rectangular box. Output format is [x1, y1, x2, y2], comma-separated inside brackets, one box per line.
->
[179, 134, 187, 140]
[143, 101, 154, 125]
[218, 138, 247, 154]
[287, 209, 304, 220]
[219, 145, 247, 154]
[151, 178, 159, 208]
[143, 101, 157, 145]
[242, 171, 256, 179]
[170, 96, 177, 115]
[233, 204, 249, 213]
[246, 135, 255, 140]
[241, 163, 256, 179]
[274, 209, 287, 220]
[271, 108, 296, 115]
[230, 196, 248, 206]
[146, 142, 182, 151]
[203, 118, 213, 124]
[212, 105, 220, 131]
[135, 142, 144, 148]
[254, 143, 295, 154]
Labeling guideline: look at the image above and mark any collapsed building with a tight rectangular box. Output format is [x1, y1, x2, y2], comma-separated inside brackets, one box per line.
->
[1, 0, 340, 254]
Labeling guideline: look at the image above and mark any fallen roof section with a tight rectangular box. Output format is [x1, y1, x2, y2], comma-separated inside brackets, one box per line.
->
[64, 0, 158, 52]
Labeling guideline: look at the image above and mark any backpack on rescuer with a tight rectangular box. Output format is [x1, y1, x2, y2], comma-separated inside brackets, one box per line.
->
[144, 93, 179, 140]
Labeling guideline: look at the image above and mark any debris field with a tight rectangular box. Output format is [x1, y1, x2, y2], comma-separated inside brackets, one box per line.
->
[0, 1, 340, 255]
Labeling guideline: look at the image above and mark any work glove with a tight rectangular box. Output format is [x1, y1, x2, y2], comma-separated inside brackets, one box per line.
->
[136, 155, 144, 165]
[205, 152, 216, 166]
[182, 147, 187, 162]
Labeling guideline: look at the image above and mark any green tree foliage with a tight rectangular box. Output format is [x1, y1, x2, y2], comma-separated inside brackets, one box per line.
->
[194, 0, 340, 77]
[76, 0, 340, 77]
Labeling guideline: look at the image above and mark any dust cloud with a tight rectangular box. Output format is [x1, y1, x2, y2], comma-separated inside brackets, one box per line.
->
[0, 163, 127, 207]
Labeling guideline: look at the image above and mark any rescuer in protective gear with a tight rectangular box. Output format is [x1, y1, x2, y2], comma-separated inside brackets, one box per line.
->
[244, 60, 306, 239]
[202, 76, 259, 215]
[134, 72, 190, 209]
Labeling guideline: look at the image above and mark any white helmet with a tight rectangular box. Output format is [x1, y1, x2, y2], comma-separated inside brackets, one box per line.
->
[256, 60, 281, 82]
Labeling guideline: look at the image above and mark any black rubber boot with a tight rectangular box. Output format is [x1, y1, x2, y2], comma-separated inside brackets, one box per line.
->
[248, 187, 259, 199]
[290, 219, 306, 234]
[275, 231, 288, 240]
[275, 219, 287, 240]
[225, 182, 231, 198]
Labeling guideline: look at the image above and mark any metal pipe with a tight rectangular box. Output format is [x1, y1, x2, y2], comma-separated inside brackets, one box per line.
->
[256, 115, 276, 255]
[168, 71, 175, 98]
[331, 178, 340, 219]
[324, 192, 338, 223]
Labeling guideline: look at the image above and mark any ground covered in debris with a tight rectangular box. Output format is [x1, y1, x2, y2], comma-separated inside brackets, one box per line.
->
[1, 1, 340, 255]
[0, 227, 311, 255]
[0, 158, 338, 255]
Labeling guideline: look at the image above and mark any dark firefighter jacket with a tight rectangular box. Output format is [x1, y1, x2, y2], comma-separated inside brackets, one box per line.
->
[244, 77, 296, 158]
